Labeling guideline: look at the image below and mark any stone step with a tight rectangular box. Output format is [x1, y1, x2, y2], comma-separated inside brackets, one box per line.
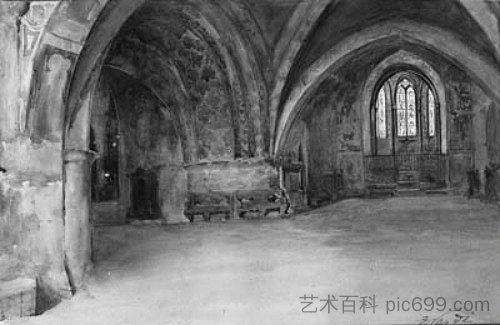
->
[395, 188, 423, 197]
[367, 184, 397, 190]
[425, 188, 452, 195]
[366, 184, 397, 198]
[397, 178, 419, 182]
[368, 189, 396, 198]
[130, 219, 166, 226]
[398, 169, 419, 173]
[398, 172, 419, 179]
[397, 180, 420, 188]
[398, 173, 419, 179]
[0, 278, 36, 320]
[368, 185, 451, 198]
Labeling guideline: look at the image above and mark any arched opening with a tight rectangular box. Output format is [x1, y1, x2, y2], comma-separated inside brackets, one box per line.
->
[366, 70, 446, 188]
[33, 0, 272, 293]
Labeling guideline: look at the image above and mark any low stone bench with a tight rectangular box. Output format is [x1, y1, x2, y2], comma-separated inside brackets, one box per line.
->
[0, 278, 36, 320]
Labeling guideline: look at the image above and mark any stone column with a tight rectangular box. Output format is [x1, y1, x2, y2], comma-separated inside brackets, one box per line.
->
[0, 3, 24, 139]
[63, 149, 96, 289]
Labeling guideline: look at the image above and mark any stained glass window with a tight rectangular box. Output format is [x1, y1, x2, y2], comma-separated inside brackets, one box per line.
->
[376, 87, 386, 139]
[407, 87, 416, 136]
[396, 79, 417, 137]
[428, 89, 436, 137]
[397, 84, 407, 137]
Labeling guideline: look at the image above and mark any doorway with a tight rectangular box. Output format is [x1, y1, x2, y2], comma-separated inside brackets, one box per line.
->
[129, 168, 161, 220]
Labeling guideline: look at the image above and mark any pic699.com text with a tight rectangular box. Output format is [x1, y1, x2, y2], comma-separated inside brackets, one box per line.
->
[299, 294, 490, 315]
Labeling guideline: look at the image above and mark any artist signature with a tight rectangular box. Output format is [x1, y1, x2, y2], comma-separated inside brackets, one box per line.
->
[419, 311, 474, 324]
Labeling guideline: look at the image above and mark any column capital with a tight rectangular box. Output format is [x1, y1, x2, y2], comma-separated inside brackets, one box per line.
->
[63, 149, 98, 163]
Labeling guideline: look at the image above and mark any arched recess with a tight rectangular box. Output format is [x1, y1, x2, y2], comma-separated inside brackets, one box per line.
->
[57, 0, 267, 158]
[101, 62, 194, 163]
[103, 49, 197, 163]
[190, 3, 269, 157]
[274, 20, 500, 156]
[361, 50, 447, 156]
[26, 0, 268, 291]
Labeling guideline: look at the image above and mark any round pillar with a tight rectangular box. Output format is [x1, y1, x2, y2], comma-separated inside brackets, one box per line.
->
[63, 149, 96, 289]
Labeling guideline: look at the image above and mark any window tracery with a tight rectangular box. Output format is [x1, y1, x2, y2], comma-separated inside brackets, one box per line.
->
[396, 78, 417, 137]
[376, 87, 387, 139]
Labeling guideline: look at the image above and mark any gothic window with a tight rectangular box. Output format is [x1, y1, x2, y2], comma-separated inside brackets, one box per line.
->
[376, 87, 387, 139]
[396, 79, 417, 137]
[428, 89, 436, 137]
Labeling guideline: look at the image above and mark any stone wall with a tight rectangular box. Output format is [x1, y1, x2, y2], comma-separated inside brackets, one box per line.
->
[119, 82, 187, 224]
[0, 4, 71, 310]
[442, 65, 491, 192]
[90, 74, 188, 224]
[0, 131, 69, 308]
[187, 160, 277, 194]
[89, 71, 279, 224]
[301, 67, 368, 196]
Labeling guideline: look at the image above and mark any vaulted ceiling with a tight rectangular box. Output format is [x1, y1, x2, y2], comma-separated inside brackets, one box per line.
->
[281, 0, 500, 113]
[53, 0, 500, 155]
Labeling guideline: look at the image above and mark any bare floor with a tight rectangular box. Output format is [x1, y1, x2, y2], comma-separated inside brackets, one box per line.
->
[8, 196, 500, 325]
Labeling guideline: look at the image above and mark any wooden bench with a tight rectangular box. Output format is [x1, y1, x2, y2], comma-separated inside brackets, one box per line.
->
[235, 190, 286, 218]
[184, 192, 233, 222]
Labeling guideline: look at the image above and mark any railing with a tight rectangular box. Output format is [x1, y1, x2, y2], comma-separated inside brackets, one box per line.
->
[364, 153, 447, 184]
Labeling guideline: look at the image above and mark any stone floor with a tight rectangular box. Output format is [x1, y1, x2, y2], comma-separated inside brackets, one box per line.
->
[6, 196, 500, 325]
